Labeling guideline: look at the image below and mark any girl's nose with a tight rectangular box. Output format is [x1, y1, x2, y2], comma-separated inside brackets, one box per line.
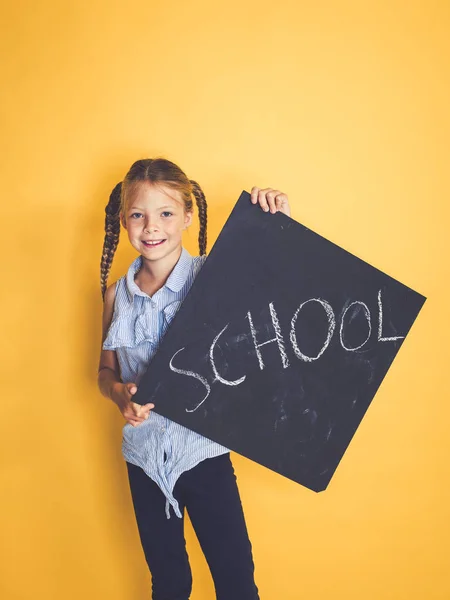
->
[144, 221, 158, 233]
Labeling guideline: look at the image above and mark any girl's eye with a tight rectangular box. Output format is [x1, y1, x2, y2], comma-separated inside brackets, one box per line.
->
[129, 211, 173, 219]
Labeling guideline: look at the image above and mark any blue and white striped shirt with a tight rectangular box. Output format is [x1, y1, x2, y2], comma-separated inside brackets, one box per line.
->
[103, 247, 230, 519]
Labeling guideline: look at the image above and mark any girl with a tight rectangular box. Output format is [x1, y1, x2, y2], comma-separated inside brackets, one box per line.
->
[98, 157, 290, 600]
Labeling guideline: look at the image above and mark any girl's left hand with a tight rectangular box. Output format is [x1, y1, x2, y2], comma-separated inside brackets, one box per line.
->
[250, 187, 291, 218]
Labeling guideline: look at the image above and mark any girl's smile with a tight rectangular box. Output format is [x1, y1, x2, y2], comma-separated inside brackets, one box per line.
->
[142, 239, 166, 247]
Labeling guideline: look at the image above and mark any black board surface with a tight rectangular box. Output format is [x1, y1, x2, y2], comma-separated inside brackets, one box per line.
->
[132, 190, 427, 491]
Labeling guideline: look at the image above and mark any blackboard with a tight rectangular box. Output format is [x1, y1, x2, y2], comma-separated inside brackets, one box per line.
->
[132, 190, 427, 492]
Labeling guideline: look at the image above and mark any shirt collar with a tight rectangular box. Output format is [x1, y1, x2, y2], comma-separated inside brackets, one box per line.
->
[125, 247, 193, 302]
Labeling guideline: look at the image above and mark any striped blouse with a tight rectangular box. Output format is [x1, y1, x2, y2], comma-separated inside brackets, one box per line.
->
[102, 247, 230, 519]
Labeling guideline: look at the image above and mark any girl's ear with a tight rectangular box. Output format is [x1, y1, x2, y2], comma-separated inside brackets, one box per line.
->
[183, 210, 193, 230]
[120, 212, 127, 230]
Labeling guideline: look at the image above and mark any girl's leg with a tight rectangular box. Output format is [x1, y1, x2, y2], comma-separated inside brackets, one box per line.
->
[180, 453, 260, 600]
[125, 461, 192, 600]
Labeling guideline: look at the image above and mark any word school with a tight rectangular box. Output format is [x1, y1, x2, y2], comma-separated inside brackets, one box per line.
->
[169, 289, 405, 413]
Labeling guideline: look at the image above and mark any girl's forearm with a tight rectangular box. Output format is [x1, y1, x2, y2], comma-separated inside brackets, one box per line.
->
[98, 367, 122, 404]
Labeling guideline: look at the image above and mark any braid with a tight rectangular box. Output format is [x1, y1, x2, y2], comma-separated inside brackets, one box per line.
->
[100, 181, 122, 301]
[190, 179, 207, 256]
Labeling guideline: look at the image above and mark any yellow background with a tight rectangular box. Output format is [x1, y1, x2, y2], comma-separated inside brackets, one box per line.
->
[2, 1, 449, 598]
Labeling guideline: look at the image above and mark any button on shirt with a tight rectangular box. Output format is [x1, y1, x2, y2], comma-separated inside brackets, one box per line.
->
[102, 247, 230, 519]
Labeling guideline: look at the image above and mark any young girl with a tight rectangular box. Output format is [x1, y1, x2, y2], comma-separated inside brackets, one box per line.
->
[97, 157, 290, 600]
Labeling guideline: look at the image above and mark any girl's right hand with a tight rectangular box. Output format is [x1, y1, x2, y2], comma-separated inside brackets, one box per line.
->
[112, 382, 155, 427]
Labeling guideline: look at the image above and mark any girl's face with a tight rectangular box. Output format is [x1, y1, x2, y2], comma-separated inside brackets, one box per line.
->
[121, 182, 193, 262]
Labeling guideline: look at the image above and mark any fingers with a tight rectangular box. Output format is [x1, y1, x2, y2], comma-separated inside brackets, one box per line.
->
[120, 383, 156, 427]
[126, 384, 154, 413]
[266, 190, 280, 213]
[250, 187, 286, 214]
[276, 192, 290, 216]
[128, 383, 155, 425]
[130, 401, 154, 418]
[128, 410, 150, 426]
[251, 187, 271, 212]
[250, 186, 260, 204]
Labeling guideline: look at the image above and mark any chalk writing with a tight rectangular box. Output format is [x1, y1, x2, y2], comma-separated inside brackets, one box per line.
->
[168, 288, 405, 412]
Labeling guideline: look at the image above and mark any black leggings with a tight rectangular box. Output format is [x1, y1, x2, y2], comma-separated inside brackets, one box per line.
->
[126, 452, 260, 600]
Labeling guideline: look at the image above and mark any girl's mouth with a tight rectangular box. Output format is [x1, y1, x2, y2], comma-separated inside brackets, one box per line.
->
[143, 240, 166, 248]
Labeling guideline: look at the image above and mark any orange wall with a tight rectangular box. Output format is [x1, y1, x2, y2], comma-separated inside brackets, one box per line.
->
[2, 1, 449, 599]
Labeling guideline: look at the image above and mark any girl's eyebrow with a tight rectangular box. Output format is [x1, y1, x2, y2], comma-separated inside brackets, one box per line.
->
[129, 204, 175, 210]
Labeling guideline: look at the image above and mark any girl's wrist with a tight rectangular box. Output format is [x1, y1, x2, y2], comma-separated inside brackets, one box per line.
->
[98, 368, 122, 403]
[110, 380, 123, 404]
